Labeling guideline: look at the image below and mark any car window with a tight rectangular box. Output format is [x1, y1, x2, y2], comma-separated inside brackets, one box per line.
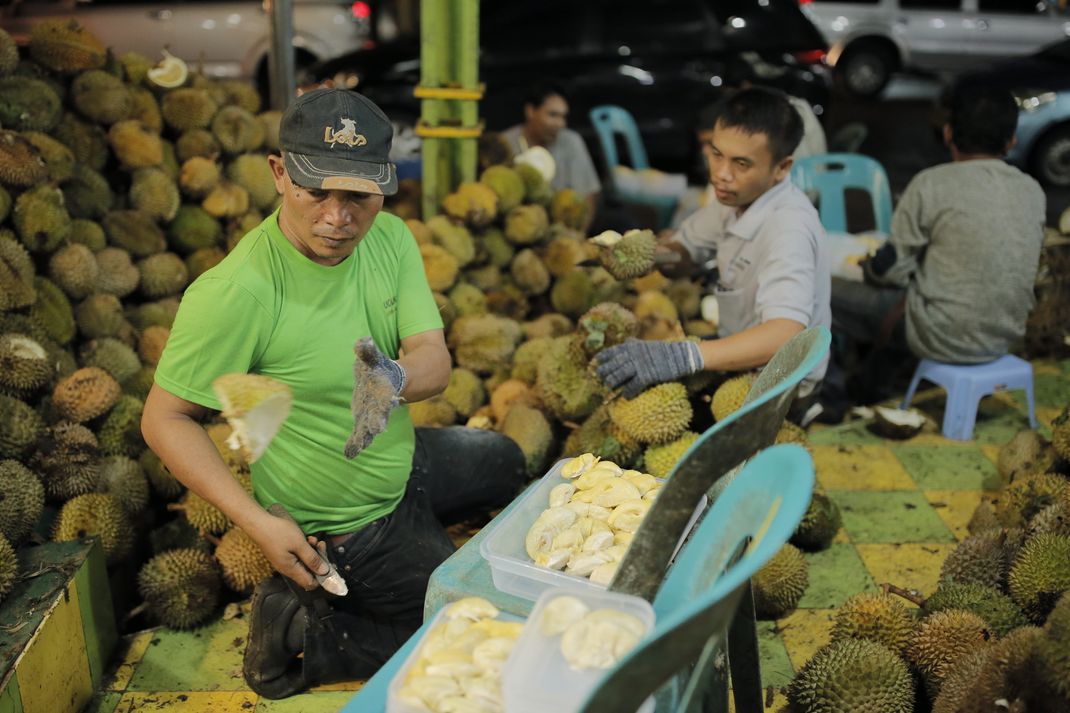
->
[977, 0, 1047, 12]
[600, 0, 717, 53]
[899, 0, 960, 8]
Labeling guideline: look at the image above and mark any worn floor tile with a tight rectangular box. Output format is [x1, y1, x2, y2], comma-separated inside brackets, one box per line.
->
[1028, 373, 1070, 410]
[256, 691, 357, 711]
[728, 688, 789, 712]
[307, 680, 364, 693]
[127, 619, 248, 692]
[83, 692, 123, 713]
[980, 443, 1002, 466]
[855, 543, 957, 595]
[797, 544, 876, 609]
[776, 609, 835, 672]
[924, 490, 986, 541]
[812, 445, 916, 491]
[971, 398, 1037, 445]
[828, 491, 956, 544]
[809, 421, 883, 446]
[113, 691, 257, 712]
[756, 621, 795, 689]
[893, 444, 1002, 491]
[102, 631, 155, 692]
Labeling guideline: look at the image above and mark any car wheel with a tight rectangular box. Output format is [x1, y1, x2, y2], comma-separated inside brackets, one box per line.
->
[1033, 125, 1070, 188]
[839, 43, 894, 98]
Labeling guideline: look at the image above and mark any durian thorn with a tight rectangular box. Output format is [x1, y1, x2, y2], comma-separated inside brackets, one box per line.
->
[125, 601, 149, 623]
[204, 532, 222, 547]
[562, 420, 581, 430]
[882, 582, 925, 607]
[166, 502, 187, 513]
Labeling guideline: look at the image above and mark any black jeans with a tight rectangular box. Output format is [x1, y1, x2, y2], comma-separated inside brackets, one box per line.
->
[313, 426, 526, 669]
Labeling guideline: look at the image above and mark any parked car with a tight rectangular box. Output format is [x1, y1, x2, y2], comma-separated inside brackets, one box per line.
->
[953, 38, 1070, 187]
[801, 0, 1070, 96]
[0, 0, 379, 89]
[312, 0, 832, 173]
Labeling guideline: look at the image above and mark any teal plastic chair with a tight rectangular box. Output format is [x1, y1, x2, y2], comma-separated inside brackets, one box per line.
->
[589, 104, 678, 230]
[340, 444, 815, 713]
[790, 152, 892, 234]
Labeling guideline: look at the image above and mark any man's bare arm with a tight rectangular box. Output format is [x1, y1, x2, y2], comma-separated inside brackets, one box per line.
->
[698, 318, 805, 372]
[655, 240, 697, 278]
[141, 384, 327, 588]
[396, 329, 451, 402]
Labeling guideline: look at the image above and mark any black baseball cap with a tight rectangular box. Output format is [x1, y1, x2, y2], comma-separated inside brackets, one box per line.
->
[279, 88, 397, 196]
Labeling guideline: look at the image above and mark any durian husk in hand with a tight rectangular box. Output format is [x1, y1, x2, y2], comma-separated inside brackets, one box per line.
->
[211, 373, 291, 463]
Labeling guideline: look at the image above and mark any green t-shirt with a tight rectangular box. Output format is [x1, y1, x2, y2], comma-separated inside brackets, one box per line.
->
[154, 210, 443, 534]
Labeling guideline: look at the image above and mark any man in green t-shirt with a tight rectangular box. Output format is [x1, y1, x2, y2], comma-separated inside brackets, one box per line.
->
[142, 89, 525, 698]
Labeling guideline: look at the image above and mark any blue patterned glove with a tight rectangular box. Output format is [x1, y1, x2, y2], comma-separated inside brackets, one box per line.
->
[595, 338, 703, 399]
[344, 337, 407, 459]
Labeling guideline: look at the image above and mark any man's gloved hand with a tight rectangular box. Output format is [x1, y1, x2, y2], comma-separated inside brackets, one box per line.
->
[595, 338, 703, 399]
[344, 337, 406, 459]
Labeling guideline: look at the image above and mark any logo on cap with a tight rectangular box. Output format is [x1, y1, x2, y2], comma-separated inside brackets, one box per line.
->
[323, 118, 367, 148]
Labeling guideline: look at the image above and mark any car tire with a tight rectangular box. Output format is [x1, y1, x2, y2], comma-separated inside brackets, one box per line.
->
[838, 43, 895, 98]
[1032, 124, 1070, 188]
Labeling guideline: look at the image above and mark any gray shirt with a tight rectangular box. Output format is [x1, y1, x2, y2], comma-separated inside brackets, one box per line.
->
[675, 179, 831, 387]
[502, 125, 602, 196]
[873, 159, 1046, 363]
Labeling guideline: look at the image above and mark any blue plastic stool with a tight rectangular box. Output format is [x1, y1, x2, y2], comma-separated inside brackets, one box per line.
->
[790, 152, 893, 234]
[901, 355, 1038, 441]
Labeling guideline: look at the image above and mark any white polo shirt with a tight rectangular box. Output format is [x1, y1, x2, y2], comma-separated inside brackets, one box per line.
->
[674, 178, 831, 388]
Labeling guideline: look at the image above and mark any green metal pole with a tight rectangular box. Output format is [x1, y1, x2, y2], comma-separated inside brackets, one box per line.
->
[454, 0, 480, 185]
[420, 0, 449, 220]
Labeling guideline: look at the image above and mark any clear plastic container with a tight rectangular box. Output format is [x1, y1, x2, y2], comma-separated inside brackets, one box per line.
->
[479, 459, 706, 602]
[387, 606, 524, 713]
[501, 587, 656, 713]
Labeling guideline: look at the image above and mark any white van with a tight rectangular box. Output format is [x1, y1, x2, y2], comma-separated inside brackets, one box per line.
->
[0, 0, 378, 86]
[801, 0, 1070, 95]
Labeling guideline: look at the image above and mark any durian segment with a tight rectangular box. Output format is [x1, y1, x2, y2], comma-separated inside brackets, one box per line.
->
[539, 595, 590, 636]
[444, 596, 500, 622]
[621, 470, 659, 495]
[559, 608, 646, 670]
[564, 501, 612, 521]
[548, 482, 576, 508]
[524, 506, 578, 559]
[589, 560, 621, 585]
[561, 452, 600, 478]
[573, 463, 621, 490]
[211, 373, 292, 463]
[608, 499, 651, 534]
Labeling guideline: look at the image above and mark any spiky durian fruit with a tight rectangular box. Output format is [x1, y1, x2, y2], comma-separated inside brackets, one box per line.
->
[217, 80, 261, 113]
[419, 243, 460, 293]
[0, 394, 44, 459]
[1008, 532, 1070, 621]
[448, 314, 523, 375]
[479, 226, 515, 267]
[53, 493, 132, 563]
[792, 491, 842, 551]
[257, 110, 282, 152]
[504, 204, 550, 245]
[107, 119, 163, 170]
[515, 162, 552, 204]
[511, 249, 551, 296]
[214, 527, 272, 594]
[103, 209, 167, 257]
[138, 548, 222, 629]
[830, 592, 916, 655]
[79, 338, 140, 386]
[426, 215, 476, 267]
[752, 543, 809, 618]
[31, 421, 99, 499]
[550, 188, 589, 230]
[185, 247, 225, 280]
[0, 28, 17, 76]
[510, 337, 553, 385]
[922, 582, 1029, 637]
[1036, 592, 1070, 703]
[488, 379, 541, 424]
[542, 235, 590, 277]
[29, 19, 106, 73]
[128, 298, 180, 331]
[568, 405, 642, 467]
[129, 168, 180, 222]
[534, 336, 603, 422]
[0, 459, 44, 545]
[0, 232, 36, 310]
[52, 366, 121, 423]
[68, 218, 104, 251]
[137, 252, 188, 299]
[137, 326, 169, 367]
[178, 156, 221, 199]
[0, 334, 53, 397]
[1052, 405, 1070, 461]
[598, 229, 657, 281]
[574, 302, 639, 358]
[941, 528, 1024, 591]
[447, 282, 487, 318]
[212, 373, 291, 464]
[162, 89, 218, 132]
[789, 637, 914, 713]
[166, 205, 221, 255]
[993, 472, 1068, 528]
[465, 263, 502, 293]
[54, 112, 108, 171]
[21, 131, 73, 182]
[63, 164, 112, 221]
[226, 154, 276, 210]
[0, 533, 15, 603]
[0, 130, 47, 188]
[173, 489, 229, 535]
[175, 129, 221, 163]
[74, 293, 125, 339]
[522, 313, 574, 340]
[549, 269, 596, 318]
[1029, 500, 1070, 539]
[0, 77, 62, 131]
[711, 373, 756, 422]
[907, 609, 992, 699]
[93, 248, 140, 298]
[442, 181, 498, 228]
[442, 368, 486, 418]
[28, 278, 74, 348]
[998, 429, 1054, 483]
[128, 87, 163, 133]
[95, 455, 149, 515]
[48, 243, 98, 300]
[70, 70, 130, 125]
[643, 431, 699, 478]
[500, 403, 553, 476]
[98, 395, 145, 457]
[408, 394, 457, 427]
[211, 106, 262, 154]
[14, 184, 70, 253]
[201, 181, 250, 218]
[608, 383, 692, 445]
[479, 165, 525, 212]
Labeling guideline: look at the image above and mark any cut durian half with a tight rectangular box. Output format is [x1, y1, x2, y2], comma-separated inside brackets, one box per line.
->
[871, 405, 926, 439]
[147, 49, 189, 88]
[212, 373, 292, 463]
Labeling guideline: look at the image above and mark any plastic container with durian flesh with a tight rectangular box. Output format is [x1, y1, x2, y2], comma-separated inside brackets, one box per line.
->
[479, 459, 706, 602]
[501, 587, 655, 713]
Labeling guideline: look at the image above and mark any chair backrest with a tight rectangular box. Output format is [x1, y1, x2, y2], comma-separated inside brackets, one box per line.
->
[609, 326, 831, 602]
[579, 445, 815, 713]
[589, 104, 651, 174]
[790, 152, 892, 234]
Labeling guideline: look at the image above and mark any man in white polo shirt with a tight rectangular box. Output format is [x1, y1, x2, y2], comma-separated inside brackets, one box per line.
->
[596, 88, 830, 414]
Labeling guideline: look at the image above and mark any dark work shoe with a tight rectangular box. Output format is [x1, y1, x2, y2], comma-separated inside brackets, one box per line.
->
[243, 576, 309, 699]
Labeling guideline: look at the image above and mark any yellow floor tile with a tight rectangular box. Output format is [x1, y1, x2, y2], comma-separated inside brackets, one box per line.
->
[979, 443, 1002, 466]
[812, 445, 916, 491]
[855, 543, 957, 596]
[114, 691, 257, 712]
[904, 433, 964, 447]
[776, 609, 835, 672]
[307, 679, 365, 692]
[1037, 406, 1061, 429]
[832, 528, 850, 545]
[924, 490, 985, 541]
[104, 631, 155, 692]
[728, 688, 790, 712]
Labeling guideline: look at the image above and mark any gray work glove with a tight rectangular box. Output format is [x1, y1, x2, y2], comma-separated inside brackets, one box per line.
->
[595, 338, 703, 399]
[344, 337, 407, 459]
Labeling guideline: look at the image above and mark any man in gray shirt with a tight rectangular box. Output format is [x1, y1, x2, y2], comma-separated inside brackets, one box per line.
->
[502, 82, 602, 228]
[596, 88, 831, 406]
[823, 87, 1046, 418]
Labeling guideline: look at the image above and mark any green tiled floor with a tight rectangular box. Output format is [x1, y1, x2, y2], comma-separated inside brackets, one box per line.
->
[86, 360, 1070, 712]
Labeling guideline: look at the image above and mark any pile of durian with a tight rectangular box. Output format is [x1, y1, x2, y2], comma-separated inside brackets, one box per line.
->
[782, 422, 1070, 712]
[0, 19, 278, 628]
